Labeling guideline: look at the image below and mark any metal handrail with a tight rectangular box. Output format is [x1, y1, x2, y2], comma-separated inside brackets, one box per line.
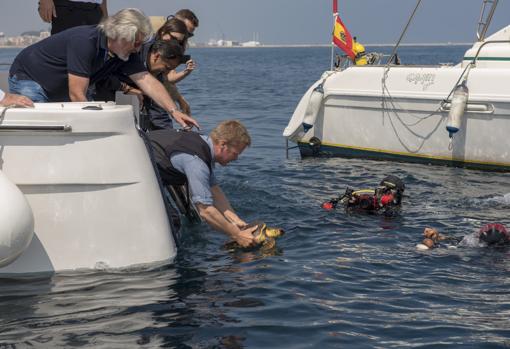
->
[0, 124, 72, 132]
[439, 102, 495, 114]
[469, 39, 510, 64]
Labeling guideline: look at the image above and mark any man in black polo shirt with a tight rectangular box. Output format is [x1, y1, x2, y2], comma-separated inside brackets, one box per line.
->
[9, 8, 198, 129]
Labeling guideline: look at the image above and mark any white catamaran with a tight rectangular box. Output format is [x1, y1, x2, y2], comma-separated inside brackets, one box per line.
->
[284, 0, 510, 171]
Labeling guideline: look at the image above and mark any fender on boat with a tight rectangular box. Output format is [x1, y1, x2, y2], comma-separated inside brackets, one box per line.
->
[283, 78, 326, 142]
[446, 81, 469, 138]
[0, 170, 34, 268]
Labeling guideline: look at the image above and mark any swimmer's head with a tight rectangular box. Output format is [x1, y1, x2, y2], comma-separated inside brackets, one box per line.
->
[479, 223, 509, 246]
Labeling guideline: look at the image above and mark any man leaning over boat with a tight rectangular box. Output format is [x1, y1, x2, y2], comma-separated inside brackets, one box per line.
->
[148, 120, 258, 248]
[8, 8, 198, 129]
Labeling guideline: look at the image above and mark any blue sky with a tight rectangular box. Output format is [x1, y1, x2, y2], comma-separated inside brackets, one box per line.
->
[1, 0, 509, 44]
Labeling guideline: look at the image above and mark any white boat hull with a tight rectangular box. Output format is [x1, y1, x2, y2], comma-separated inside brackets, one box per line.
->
[0, 102, 176, 273]
[285, 26, 510, 170]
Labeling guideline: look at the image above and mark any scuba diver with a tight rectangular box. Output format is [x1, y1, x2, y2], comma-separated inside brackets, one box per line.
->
[321, 175, 405, 215]
[417, 223, 510, 250]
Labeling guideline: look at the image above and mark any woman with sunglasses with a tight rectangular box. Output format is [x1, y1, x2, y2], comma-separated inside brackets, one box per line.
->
[156, 17, 197, 117]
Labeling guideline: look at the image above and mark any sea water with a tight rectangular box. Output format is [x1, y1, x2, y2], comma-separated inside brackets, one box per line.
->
[1, 46, 510, 348]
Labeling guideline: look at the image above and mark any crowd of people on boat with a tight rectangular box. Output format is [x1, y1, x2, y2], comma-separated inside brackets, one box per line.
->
[0, 0, 260, 248]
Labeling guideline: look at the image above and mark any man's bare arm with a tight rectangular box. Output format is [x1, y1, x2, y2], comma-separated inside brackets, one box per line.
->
[196, 203, 256, 247]
[38, 0, 56, 22]
[68, 74, 89, 102]
[100, 0, 108, 17]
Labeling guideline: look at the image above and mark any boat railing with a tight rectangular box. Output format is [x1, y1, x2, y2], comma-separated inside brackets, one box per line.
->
[469, 39, 510, 64]
[334, 53, 398, 71]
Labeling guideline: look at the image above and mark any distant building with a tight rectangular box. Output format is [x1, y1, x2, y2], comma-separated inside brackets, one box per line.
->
[241, 40, 261, 47]
[207, 39, 240, 47]
[0, 30, 49, 47]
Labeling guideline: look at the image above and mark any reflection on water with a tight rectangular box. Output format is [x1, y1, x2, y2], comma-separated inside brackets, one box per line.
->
[0, 266, 179, 347]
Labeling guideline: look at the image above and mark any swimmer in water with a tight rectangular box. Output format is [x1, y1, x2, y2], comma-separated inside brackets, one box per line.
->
[416, 223, 510, 250]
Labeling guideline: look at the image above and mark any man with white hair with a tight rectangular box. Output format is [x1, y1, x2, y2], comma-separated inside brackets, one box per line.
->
[9, 8, 198, 129]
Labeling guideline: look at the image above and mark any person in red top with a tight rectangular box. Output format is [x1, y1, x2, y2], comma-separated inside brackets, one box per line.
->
[418, 223, 510, 250]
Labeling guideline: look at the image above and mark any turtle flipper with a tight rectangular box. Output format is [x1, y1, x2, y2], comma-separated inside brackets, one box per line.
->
[261, 237, 276, 250]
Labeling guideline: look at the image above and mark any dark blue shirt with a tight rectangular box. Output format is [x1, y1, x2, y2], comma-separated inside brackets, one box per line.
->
[134, 40, 173, 130]
[10, 25, 146, 102]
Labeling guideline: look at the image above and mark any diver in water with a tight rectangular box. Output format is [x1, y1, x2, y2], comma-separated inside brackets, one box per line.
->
[417, 223, 510, 250]
[322, 175, 405, 216]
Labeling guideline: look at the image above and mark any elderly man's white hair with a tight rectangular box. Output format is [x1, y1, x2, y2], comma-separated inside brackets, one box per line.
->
[98, 8, 153, 42]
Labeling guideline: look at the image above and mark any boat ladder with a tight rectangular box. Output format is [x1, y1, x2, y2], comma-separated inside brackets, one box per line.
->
[476, 0, 498, 41]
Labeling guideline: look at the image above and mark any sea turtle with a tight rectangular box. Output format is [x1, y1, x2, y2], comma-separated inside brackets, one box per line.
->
[225, 221, 284, 251]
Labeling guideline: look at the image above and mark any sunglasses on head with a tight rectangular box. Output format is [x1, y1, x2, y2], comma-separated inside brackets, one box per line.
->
[166, 14, 194, 39]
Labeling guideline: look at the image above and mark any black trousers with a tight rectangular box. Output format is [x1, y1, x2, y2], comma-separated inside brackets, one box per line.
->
[50, 0, 103, 35]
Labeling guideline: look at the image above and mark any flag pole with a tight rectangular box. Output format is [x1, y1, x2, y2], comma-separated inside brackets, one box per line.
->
[330, 0, 338, 70]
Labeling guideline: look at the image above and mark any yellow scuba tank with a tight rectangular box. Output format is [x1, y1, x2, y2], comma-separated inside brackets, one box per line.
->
[446, 81, 469, 138]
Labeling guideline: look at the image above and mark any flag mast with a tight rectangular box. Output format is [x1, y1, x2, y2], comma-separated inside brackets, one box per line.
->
[330, 0, 338, 70]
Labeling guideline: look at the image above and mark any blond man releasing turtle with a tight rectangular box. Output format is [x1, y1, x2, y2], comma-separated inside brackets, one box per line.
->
[149, 120, 260, 247]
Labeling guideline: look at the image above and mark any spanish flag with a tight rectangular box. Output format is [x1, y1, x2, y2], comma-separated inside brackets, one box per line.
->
[333, 15, 355, 59]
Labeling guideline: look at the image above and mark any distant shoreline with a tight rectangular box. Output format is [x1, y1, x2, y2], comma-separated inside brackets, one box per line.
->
[192, 42, 472, 49]
[0, 43, 473, 50]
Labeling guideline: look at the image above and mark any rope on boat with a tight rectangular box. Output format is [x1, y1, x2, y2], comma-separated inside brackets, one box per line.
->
[377, 0, 495, 153]
[385, 0, 422, 70]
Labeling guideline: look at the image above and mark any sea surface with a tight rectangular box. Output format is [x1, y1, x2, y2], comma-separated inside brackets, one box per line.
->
[2, 45, 510, 348]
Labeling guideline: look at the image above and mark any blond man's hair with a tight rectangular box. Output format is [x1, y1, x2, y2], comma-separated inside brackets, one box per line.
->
[210, 120, 251, 148]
